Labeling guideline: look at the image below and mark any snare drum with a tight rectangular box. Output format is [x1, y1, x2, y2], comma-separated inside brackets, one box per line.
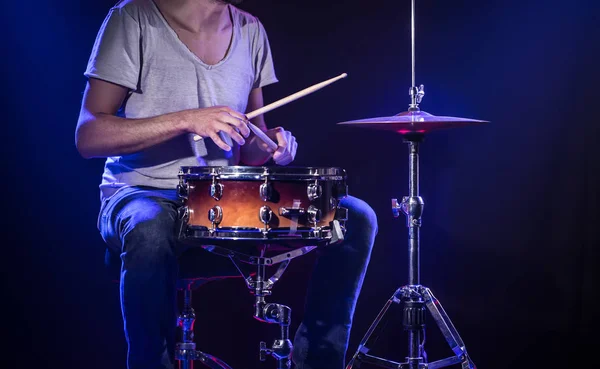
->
[176, 166, 348, 247]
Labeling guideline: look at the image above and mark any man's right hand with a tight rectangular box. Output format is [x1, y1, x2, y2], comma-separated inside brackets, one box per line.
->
[184, 106, 251, 151]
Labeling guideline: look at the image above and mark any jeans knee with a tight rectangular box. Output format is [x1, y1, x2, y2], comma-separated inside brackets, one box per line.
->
[120, 212, 177, 270]
[341, 196, 378, 236]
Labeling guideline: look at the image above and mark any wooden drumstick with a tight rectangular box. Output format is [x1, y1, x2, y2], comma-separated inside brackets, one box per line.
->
[193, 73, 348, 146]
[246, 121, 278, 151]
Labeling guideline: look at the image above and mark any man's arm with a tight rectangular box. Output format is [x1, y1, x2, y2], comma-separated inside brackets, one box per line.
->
[75, 78, 250, 159]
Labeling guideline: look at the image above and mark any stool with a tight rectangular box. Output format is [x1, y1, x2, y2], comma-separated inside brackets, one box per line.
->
[104, 242, 316, 369]
[175, 277, 237, 369]
[105, 246, 242, 369]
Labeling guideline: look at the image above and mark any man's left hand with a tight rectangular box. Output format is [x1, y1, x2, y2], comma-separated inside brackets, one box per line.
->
[263, 127, 297, 165]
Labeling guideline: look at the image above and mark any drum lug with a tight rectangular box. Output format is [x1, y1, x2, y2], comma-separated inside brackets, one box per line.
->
[210, 177, 224, 201]
[177, 179, 188, 200]
[260, 179, 273, 202]
[178, 206, 189, 222]
[307, 205, 321, 225]
[208, 206, 223, 229]
[307, 181, 322, 201]
[259, 206, 273, 229]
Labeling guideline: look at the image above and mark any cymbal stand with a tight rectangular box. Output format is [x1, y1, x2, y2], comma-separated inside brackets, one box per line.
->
[346, 133, 476, 369]
[346, 1, 477, 368]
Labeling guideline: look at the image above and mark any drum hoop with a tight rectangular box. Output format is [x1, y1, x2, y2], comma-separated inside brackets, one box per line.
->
[181, 225, 333, 242]
[179, 166, 346, 181]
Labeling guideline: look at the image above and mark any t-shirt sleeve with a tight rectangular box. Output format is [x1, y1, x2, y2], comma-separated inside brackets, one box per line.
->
[84, 6, 141, 91]
[252, 19, 278, 89]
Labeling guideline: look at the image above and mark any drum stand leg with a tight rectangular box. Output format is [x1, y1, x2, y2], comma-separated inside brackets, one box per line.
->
[346, 135, 476, 369]
[253, 260, 293, 369]
[176, 282, 233, 369]
[211, 244, 317, 369]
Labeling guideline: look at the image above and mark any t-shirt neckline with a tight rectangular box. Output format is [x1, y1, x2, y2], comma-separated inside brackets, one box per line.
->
[149, 0, 237, 70]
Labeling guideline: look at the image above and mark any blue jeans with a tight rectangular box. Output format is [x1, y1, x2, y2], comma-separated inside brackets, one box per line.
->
[98, 186, 377, 369]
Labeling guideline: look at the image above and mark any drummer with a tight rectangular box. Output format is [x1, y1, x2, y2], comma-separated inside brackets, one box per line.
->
[75, 1, 378, 368]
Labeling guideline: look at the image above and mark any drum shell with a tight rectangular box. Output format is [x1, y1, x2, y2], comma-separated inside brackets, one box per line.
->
[185, 178, 340, 229]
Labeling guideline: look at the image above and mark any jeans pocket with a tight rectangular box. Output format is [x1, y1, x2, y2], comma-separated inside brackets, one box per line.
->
[97, 198, 111, 245]
[97, 186, 135, 250]
[97, 199, 108, 230]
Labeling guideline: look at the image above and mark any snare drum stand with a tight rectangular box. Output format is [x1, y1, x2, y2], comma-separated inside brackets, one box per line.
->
[346, 133, 476, 369]
[200, 244, 320, 369]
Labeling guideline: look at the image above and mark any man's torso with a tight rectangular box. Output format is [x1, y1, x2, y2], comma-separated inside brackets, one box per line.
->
[87, 0, 273, 200]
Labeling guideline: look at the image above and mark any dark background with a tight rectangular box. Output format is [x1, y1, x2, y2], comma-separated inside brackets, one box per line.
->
[2, 0, 598, 368]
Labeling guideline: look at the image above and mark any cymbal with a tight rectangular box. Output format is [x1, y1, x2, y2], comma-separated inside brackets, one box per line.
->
[336, 110, 489, 134]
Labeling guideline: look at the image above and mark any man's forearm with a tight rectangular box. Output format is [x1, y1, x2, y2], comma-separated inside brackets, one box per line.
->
[76, 110, 189, 158]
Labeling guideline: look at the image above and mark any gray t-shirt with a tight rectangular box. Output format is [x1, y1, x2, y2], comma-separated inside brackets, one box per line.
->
[84, 0, 278, 200]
